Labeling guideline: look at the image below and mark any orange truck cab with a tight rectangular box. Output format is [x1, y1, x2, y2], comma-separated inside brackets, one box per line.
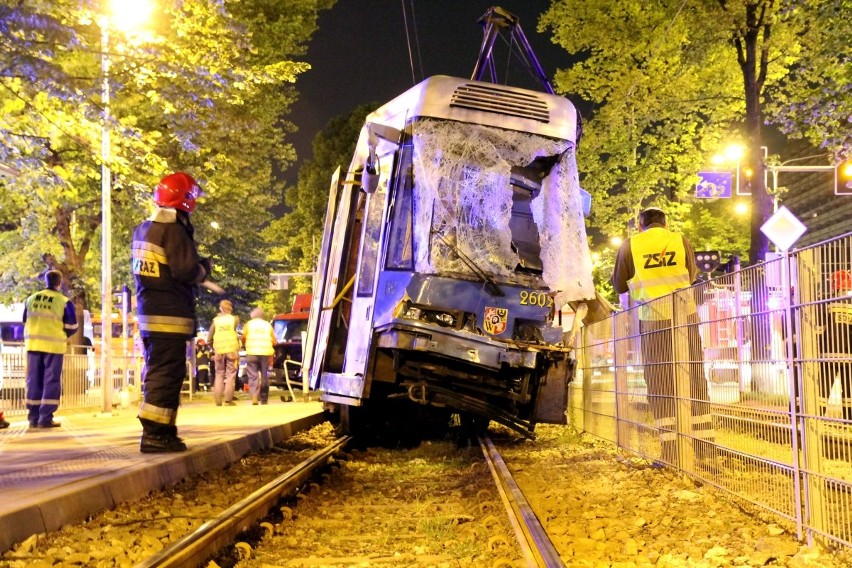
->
[270, 293, 310, 388]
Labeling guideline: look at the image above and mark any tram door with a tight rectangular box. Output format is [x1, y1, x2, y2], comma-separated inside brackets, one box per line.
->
[342, 155, 392, 378]
[305, 169, 355, 389]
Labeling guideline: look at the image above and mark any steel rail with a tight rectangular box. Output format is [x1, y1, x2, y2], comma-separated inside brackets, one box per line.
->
[135, 435, 351, 568]
[479, 435, 565, 568]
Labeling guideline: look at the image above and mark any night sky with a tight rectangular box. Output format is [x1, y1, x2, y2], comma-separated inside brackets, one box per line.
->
[286, 0, 567, 184]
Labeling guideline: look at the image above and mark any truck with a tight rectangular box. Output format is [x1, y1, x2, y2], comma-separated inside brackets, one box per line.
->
[270, 293, 311, 391]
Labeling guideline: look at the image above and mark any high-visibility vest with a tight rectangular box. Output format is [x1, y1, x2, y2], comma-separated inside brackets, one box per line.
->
[24, 289, 70, 354]
[628, 227, 695, 321]
[243, 318, 275, 356]
[211, 314, 239, 354]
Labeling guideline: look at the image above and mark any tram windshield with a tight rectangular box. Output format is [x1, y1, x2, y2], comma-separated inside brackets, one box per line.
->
[388, 118, 595, 302]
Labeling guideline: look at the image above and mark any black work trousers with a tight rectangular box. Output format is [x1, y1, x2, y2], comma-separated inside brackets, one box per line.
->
[139, 336, 188, 436]
[639, 314, 714, 465]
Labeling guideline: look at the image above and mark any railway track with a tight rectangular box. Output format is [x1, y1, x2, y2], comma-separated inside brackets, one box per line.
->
[130, 437, 564, 568]
[5, 422, 849, 567]
[136, 435, 352, 568]
[480, 435, 565, 568]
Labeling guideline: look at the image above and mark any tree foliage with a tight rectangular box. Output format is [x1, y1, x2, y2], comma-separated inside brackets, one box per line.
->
[541, 0, 849, 264]
[0, 0, 334, 328]
[263, 103, 375, 299]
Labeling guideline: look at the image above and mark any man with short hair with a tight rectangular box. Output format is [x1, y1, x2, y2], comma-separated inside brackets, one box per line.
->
[611, 207, 715, 470]
[242, 307, 276, 405]
[23, 269, 78, 429]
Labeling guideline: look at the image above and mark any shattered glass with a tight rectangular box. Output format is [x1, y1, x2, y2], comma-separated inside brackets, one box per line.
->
[410, 119, 595, 304]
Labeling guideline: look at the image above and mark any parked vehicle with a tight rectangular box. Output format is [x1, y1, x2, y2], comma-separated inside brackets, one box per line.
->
[270, 293, 310, 389]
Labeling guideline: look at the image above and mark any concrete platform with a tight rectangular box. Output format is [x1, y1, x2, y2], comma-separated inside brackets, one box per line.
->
[0, 395, 326, 553]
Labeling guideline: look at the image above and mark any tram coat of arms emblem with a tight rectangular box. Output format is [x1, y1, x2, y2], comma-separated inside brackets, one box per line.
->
[483, 306, 508, 335]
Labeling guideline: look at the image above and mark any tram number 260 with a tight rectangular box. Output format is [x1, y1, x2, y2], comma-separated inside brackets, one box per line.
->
[519, 291, 554, 308]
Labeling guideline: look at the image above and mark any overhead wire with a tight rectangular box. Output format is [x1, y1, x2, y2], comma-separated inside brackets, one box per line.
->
[410, 0, 424, 83]
[401, 0, 424, 86]
[401, 0, 416, 86]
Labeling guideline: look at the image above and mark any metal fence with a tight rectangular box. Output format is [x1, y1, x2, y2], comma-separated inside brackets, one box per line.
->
[0, 346, 143, 416]
[572, 232, 852, 550]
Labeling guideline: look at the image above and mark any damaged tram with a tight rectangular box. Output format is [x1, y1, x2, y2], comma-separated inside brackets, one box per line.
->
[302, 11, 596, 440]
[302, 76, 597, 439]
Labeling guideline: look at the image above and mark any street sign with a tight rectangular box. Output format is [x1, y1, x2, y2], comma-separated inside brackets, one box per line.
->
[269, 274, 289, 290]
[760, 206, 807, 252]
[696, 172, 732, 198]
[269, 272, 315, 291]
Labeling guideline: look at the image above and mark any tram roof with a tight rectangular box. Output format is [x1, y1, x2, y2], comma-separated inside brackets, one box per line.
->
[365, 75, 578, 143]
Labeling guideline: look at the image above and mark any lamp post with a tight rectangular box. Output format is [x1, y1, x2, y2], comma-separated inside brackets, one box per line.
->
[100, 22, 113, 413]
[99, 1, 152, 413]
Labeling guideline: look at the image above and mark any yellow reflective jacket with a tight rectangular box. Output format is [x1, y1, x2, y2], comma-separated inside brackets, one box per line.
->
[210, 314, 240, 354]
[24, 289, 77, 354]
[243, 318, 275, 356]
[628, 227, 695, 321]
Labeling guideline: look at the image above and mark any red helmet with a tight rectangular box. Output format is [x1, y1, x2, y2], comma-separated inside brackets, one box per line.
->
[153, 172, 202, 213]
[831, 270, 852, 293]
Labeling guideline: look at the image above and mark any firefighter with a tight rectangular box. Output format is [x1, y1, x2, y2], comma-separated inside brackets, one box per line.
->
[208, 299, 240, 406]
[818, 269, 852, 423]
[195, 338, 211, 392]
[611, 207, 716, 470]
[23, 269, 78, 429]
[132, 172, 210, 453]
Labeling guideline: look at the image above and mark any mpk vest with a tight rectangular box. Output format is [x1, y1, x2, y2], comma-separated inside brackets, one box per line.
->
[24, 289, 69, 354]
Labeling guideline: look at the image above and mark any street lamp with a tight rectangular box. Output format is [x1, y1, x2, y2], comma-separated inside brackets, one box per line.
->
[99, 0, 152, 413]
[712, 143, 746, 194]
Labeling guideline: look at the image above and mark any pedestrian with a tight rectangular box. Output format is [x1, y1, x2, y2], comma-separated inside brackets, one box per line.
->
[818, 269, 852, 423]
[195, 338, 211, 392]
[23, 269, 78, 429]
[132, 172, 210, 453]
[0, 410, 9, 429]
[242, 307, 276, 405]
[611, 207, 716, 470]
[208, 299, 240, 406]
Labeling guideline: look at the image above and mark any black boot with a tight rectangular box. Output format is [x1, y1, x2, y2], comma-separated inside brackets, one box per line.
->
[140, 432, 187, 453]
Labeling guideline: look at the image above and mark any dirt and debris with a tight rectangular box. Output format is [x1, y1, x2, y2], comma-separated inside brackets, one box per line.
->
[1, 422, 850, 567]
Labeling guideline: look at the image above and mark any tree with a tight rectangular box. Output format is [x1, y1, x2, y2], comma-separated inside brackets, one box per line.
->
[0, 0, 334, 332]
[540, 0, 849, 264]
[263, 103, 375, 299]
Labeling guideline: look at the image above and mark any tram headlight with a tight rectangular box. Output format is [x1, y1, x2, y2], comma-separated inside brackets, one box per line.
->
[424, 311, 456, 328]
[402, 306, 423, 320]
[397, 301, 461, 329]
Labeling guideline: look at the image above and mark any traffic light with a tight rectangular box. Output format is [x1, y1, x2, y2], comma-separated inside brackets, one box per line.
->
[740, 164, 754, 195]
[736, 163, 753, 195]
[836, 158, 852, 195]
[695, 251, 722, 273]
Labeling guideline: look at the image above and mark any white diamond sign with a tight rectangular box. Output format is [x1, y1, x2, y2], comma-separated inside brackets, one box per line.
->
[760, 206, 806, 252]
